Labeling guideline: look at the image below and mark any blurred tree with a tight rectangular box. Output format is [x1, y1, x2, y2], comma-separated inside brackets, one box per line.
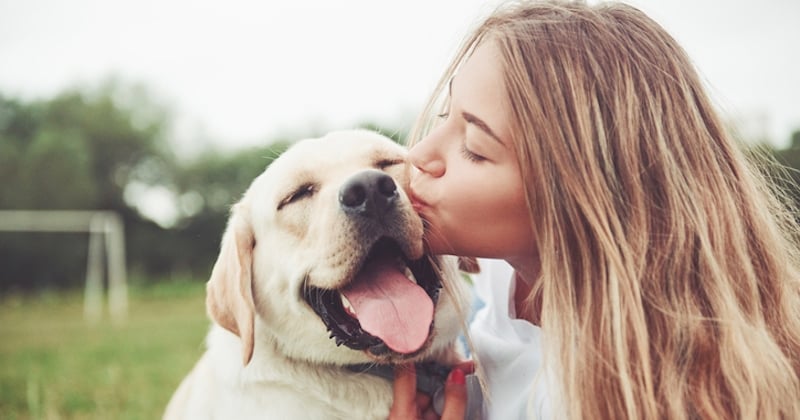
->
[131, 141, 290, 281]
[0, 82, 174, 291]
[0, 81, 171, 210]
[0, 82, 301, 292]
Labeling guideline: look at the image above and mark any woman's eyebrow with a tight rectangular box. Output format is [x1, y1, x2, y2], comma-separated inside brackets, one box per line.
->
[462, 111, 506, 147]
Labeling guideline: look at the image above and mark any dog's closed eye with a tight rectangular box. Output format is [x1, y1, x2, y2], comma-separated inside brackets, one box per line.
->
[375, 159, 403, 170]
[278, 183, 316, 210]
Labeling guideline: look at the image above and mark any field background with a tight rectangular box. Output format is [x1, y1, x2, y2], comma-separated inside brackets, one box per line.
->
[0, 281, 209, 420]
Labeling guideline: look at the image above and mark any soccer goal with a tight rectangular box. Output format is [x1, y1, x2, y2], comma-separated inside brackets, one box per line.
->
[0, 210, 128, 322]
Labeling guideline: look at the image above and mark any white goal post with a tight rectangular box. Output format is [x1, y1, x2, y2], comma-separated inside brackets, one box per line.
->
[0, 210, 128, 322]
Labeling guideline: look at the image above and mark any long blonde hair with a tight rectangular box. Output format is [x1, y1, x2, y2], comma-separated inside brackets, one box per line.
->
[409, 1, 800, 418]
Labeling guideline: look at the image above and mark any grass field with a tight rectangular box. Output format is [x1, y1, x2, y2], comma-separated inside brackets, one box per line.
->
[0, 281, 210, 420]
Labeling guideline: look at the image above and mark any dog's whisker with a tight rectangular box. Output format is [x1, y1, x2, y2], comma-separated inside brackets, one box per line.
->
[261, 146, 287, 161]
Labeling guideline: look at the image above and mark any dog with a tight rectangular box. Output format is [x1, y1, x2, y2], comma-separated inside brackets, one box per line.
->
[163, 129, 470, 419]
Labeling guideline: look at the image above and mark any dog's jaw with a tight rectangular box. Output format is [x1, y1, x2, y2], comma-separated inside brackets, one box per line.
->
[301, 238, 444, 363]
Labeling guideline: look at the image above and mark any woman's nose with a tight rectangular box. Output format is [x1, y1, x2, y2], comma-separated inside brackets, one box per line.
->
[408, 136, 445, 178]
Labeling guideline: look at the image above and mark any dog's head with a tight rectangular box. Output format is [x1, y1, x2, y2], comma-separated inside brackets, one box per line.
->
[206, 129, 467, 366]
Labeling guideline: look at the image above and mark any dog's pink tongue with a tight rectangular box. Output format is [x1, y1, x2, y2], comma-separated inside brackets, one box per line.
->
[341, 257, 433, 354]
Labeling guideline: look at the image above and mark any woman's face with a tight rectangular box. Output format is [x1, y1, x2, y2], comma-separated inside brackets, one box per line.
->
[408, 40, 534, 260]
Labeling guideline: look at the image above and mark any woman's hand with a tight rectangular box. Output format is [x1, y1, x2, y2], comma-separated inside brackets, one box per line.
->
[388, 362, 474, 420]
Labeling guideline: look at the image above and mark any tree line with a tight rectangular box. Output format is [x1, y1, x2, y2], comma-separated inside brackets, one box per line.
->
[0, 82, 294, 292]
[0, 81, 797, 292]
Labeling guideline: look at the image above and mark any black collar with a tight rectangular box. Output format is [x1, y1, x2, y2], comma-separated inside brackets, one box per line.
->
[344, 361, 450, 396]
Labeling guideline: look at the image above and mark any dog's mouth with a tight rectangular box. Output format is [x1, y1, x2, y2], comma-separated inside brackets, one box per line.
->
[302, 237, 442, 358]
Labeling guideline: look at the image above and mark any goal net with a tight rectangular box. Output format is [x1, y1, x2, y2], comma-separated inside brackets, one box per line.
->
[0, 210, 128, 322]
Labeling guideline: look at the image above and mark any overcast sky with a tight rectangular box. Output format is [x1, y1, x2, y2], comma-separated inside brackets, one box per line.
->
[1, 0, 798, 153]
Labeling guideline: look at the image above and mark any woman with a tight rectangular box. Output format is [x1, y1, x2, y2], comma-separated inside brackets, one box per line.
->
[390, 1, 800, 419]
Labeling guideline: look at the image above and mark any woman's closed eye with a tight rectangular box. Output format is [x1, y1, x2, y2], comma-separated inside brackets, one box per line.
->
[460, 143, 487, 163]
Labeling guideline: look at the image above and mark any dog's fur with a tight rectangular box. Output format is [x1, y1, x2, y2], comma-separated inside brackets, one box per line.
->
[164, 130, 469, 419]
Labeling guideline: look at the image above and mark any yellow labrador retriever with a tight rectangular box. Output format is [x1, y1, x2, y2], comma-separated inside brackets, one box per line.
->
[164, 129, 469, 420]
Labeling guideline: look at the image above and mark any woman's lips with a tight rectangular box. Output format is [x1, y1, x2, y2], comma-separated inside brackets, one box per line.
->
[407, 189, 430, 213]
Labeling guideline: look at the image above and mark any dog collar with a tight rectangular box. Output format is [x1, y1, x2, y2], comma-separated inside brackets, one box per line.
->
[345, 361, 450, 397]
[345, 361, 483, 418]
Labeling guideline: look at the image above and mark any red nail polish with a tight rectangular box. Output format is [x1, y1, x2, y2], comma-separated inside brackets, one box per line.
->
[449, 368, 466, 385]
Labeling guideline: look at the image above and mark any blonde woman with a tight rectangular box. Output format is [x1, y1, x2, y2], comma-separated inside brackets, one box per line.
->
[390, 1, 800, 419]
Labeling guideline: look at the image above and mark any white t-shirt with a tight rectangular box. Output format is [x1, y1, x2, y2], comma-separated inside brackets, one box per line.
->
[468, 258, 554, 419]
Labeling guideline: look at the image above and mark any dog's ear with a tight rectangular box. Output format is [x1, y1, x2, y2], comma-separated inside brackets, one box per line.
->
[206, 201, 256, 366]
[458, 257, 481, 274]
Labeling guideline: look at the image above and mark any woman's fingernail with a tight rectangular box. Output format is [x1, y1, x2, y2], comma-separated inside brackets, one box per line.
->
[448, 368, 466, 385]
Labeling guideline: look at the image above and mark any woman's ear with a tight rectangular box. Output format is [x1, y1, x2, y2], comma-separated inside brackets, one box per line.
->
[206, 200, 256, 365]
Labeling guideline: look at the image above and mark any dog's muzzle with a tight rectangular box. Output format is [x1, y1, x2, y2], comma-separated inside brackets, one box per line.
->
[301, 169, 442, 359]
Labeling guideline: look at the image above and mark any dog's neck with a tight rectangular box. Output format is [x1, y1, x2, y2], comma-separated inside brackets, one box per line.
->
[344, 361, 450, 397]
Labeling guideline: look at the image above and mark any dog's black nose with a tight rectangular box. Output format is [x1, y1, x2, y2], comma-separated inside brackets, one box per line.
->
[339, 170, 398, 218]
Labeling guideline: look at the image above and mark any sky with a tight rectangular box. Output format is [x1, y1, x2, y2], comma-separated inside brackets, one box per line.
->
[1, 0, 799, 155]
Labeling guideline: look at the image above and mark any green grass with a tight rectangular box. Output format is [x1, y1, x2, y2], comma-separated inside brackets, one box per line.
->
[0, 281, 210, 420]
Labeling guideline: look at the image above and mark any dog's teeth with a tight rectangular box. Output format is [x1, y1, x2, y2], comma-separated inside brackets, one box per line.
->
[404, 267, 418, 285]
[340, 294, 356, 315]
